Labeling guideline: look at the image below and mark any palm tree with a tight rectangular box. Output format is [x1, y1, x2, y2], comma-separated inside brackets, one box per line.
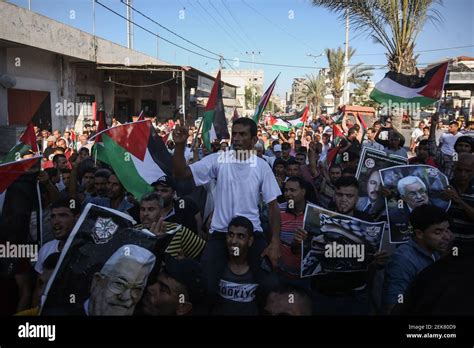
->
[304, 73, 327, 117]
[325, 46, 372, 107]
[313, 0, 443, 76]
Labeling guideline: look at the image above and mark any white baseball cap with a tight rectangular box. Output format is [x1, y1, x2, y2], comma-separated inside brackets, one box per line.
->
[273, 144, 282, 152]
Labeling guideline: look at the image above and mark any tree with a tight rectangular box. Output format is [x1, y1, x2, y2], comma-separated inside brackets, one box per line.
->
[313, 0, 443, 75]
[304, 73, 327, 117]
[325, 46, 372, 107]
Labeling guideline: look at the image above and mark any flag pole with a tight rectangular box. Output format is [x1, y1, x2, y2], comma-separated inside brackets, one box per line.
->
[192, 117, 204, 150]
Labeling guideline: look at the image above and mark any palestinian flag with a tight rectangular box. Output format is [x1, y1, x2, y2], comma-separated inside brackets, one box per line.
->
[0, 156, 42, 245]
[288, 106, 309, 128]
[92, 120, 172, 199]
[0, 156, 41, 193]
[370, 61, 449, 107]
[325, 124, 345, 168]
[253, 73, 280, 123]
[94, 110, 107, 143]
[270, 115, 291, 132]
[0, 123, 38, 163]
[201, 70, 229, 151]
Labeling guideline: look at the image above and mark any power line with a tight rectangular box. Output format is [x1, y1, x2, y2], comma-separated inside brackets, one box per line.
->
[207, 0, 250, 50]
[96, 1, 446, 72]
[120, 0, 220, 57]
[241, 0, 314, 52]
[220, 0, 260, 51]
[95, 0, 219, 61]
[195, 0, 244, 53]
[223, 59, 238, 73]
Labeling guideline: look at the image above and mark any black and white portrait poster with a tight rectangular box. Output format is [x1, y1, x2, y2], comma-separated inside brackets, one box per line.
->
[300, 203, 385, 278]
[355, 147, 407, 220]
[379, 165, 451, 244]
[40, 204, 157, 315]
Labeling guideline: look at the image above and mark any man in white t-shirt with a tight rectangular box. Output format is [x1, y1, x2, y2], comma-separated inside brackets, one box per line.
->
[439, 121, 463, 179]
[410, 121, 425, 153]
[173, 118, 282, 297]
[35, 197, 78, 274]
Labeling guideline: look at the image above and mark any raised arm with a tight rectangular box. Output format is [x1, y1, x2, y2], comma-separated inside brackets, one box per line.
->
[172, 126, 194, 179]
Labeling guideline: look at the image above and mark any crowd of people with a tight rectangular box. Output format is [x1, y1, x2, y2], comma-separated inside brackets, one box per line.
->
[1, 111, 473, 316]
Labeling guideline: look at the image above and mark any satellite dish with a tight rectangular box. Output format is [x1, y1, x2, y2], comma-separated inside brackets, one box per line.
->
[0, 74, 16, 88]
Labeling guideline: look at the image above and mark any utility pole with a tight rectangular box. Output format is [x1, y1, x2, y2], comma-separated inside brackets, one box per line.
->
[244, 51, 261, 114]
[181, 69, 186, 126]
[342, 7, 349, 106]
[126, 0, 134, 50]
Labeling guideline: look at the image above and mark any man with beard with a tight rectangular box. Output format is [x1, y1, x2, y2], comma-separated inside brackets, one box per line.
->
[389, 176, 430, 232]
[382, 205, 453, 314]
[140, 256, 206, 316]
[211, 216, 271, 315]
[35, 197, 79, 274]
[86, 244, 155, 316]
[151, 175, 201, 235]
[90, 169, 111, 198]
[137, 193, 205, 260]
[316, 164, 342, 209]
[356, 169, 385, 220]
[83, 172, 135, 215]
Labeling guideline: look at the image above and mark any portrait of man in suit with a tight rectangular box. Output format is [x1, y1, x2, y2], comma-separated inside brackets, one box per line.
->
[356, 169, 385, 217]
[397, 176, 429, 212]
[85, 244, 156, 316]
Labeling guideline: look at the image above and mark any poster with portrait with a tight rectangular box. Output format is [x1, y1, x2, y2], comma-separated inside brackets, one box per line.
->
[40, 204, 157, 315]
[355, 148, 408, 220]
[379, 165, 451, 244]
[300, 203, 385, 277]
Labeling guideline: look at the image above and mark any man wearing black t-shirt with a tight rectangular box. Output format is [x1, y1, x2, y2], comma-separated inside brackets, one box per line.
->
[338, 128, 361, 157]
[152, 175, 202, 235]
[298, 177, 388, 315]
[212, 216, 267, 315]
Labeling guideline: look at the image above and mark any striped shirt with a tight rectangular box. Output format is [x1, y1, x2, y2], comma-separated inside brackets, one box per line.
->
[135, 222, 206, 260]
[278, 206, 305, 279]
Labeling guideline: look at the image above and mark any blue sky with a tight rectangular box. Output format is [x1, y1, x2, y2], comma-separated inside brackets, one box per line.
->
[9, 0, 474, 97]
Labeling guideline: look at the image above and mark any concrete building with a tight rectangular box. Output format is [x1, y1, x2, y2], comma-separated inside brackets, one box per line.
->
[443, 56, 474, 120]
[290, 77, 308, 111]
[212, 68, 264, 115]
[0, 1, 236, 152]
[318, 68, 335, 114]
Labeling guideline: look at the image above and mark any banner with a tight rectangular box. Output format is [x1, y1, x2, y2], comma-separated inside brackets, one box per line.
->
[40, 204, 157, 315]
[355, 148, 408, 220]
[379, 165, 451, 244]
[301, 203, 385, 278]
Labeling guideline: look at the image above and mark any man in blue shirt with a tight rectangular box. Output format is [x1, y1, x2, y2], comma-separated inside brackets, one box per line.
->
[382, 205, 453, 314]
[82, 172, 134, 215]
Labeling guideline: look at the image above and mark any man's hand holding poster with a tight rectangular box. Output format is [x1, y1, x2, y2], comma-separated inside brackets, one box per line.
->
[380, 165, 451, 244]
[301, 203, 385, 278]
